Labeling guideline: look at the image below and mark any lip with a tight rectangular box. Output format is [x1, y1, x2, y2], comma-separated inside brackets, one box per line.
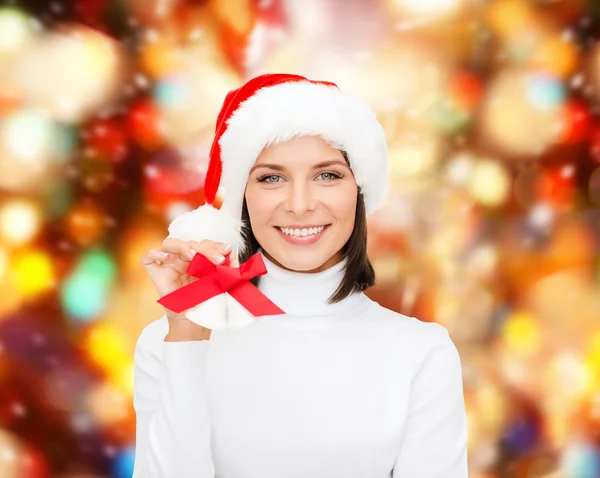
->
[275, 224, 330, 245]
[277, 224, 328, 229]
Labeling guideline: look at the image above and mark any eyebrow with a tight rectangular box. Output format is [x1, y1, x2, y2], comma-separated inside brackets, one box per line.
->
[249, 159, 350, 174]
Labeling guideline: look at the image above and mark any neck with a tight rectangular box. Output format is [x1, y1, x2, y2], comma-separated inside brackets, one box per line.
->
[256, 249, 368, 327]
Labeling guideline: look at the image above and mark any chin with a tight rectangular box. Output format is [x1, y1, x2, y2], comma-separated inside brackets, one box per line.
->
[279, 257, 326, 272]
[270, 245, 338, 273]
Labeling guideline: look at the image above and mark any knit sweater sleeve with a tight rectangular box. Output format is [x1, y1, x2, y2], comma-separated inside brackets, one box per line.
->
[392, 325, 469, 478]
[132, 316, 215, 478]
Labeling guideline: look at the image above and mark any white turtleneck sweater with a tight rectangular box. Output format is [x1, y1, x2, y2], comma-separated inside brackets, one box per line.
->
[133, 252, 468, 478]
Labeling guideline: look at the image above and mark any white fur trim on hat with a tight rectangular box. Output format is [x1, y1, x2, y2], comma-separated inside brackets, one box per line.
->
[217, 81, 388, 218]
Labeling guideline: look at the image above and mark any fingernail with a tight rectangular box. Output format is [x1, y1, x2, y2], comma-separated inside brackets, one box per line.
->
[158, 251, 169, 258]
[212, 252, 226, 264]
[187, 249, 196, 260]
[217, 243, 231, 253]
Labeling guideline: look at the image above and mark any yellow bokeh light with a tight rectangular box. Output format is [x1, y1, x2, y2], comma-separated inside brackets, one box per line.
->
[468, 158, 511, 207]
[585, 331, 600, 390]
[140, 35, 181, 78]
[105, 360, 135, 396]
[390, 0, 464, 18]
[533, 35, 579, 79]
[112, 361, 134, 395]
[0, 199, 41, 245]
[465, 408, 478, 447]
[588, 331, 600, 362]
[582, 361, 596, 396]
[501, 311, 541, 355]
[486, 0, 535, 40]
[544, 352, 594, 401]
[212, 0, 254, 35]
[84, 322, 130, 373]
[584, 357, 600, 392]
[84, 322, 135, 395]
[12, 249, 55, 296]
[0, 246, 8, 280]
[546, 413, 570, 447]
[0, 247, 23, 316]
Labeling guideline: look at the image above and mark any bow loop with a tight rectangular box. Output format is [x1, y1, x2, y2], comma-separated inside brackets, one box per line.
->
[239, 253, 267, 281]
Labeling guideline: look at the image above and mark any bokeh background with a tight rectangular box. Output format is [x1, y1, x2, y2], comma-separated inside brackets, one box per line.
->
[0, 0, 599, 476]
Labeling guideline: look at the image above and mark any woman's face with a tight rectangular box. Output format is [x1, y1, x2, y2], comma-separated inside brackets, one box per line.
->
[244, 136, 358, 273]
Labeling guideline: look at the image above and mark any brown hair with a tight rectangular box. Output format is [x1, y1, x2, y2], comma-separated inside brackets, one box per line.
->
[238, 151, 376, 303]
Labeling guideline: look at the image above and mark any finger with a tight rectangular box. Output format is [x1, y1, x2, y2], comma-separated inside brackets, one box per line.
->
[141, 250, 191, 277]
[160, 259, 190, 274]
[192, 239, 232, 254]
[141, 250, 187, 273]
[161, 238, 198, 261]
[161, 238, 232, 265]
[141, 248, 169, 266]
[188, 240, 231, 264]
[156, 251, 195, 273]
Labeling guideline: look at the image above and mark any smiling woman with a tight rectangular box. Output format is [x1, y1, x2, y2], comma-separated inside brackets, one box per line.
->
[240, 139, 375, 299]
[136, 73, 469, 478]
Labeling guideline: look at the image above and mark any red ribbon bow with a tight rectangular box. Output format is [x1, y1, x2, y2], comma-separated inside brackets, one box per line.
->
[157, 252, 285, 317]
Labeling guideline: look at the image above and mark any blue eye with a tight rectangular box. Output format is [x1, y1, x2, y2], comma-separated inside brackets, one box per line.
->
[319, 171, 343, 180]
[258, 175, 282, 183]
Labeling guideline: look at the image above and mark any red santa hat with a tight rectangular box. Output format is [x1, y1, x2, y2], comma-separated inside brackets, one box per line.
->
[165, 73, 388, 329]
[168, 73, 388, 253]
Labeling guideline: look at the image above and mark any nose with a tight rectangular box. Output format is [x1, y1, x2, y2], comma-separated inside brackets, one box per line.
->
[284, 181, 317, 214]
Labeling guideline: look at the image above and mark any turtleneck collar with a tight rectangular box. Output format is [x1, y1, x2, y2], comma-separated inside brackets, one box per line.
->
[256, 249, 369, 328]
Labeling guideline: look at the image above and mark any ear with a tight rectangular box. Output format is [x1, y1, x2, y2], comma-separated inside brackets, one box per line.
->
[167, 204, 247, 257]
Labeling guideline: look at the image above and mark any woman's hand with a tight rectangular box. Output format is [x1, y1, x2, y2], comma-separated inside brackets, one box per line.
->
[140, 238, 232, 341]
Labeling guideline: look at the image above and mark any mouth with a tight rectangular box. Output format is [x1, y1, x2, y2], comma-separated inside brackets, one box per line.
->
[275, 224, 331, 244]
[276, 225, 329, 237]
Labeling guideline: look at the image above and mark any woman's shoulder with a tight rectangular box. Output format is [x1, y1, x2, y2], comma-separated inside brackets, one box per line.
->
[363, 298, 453, 349]
[363, 300, 461, 376]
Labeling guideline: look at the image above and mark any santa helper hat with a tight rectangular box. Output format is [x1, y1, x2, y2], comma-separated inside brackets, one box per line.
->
[165, 73, 388, 330]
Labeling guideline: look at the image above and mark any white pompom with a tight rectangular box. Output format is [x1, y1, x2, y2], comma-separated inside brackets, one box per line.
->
[167, 203, 246, 256]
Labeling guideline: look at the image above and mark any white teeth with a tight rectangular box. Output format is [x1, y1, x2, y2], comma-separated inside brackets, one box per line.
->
[279, 226, 325, 237]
